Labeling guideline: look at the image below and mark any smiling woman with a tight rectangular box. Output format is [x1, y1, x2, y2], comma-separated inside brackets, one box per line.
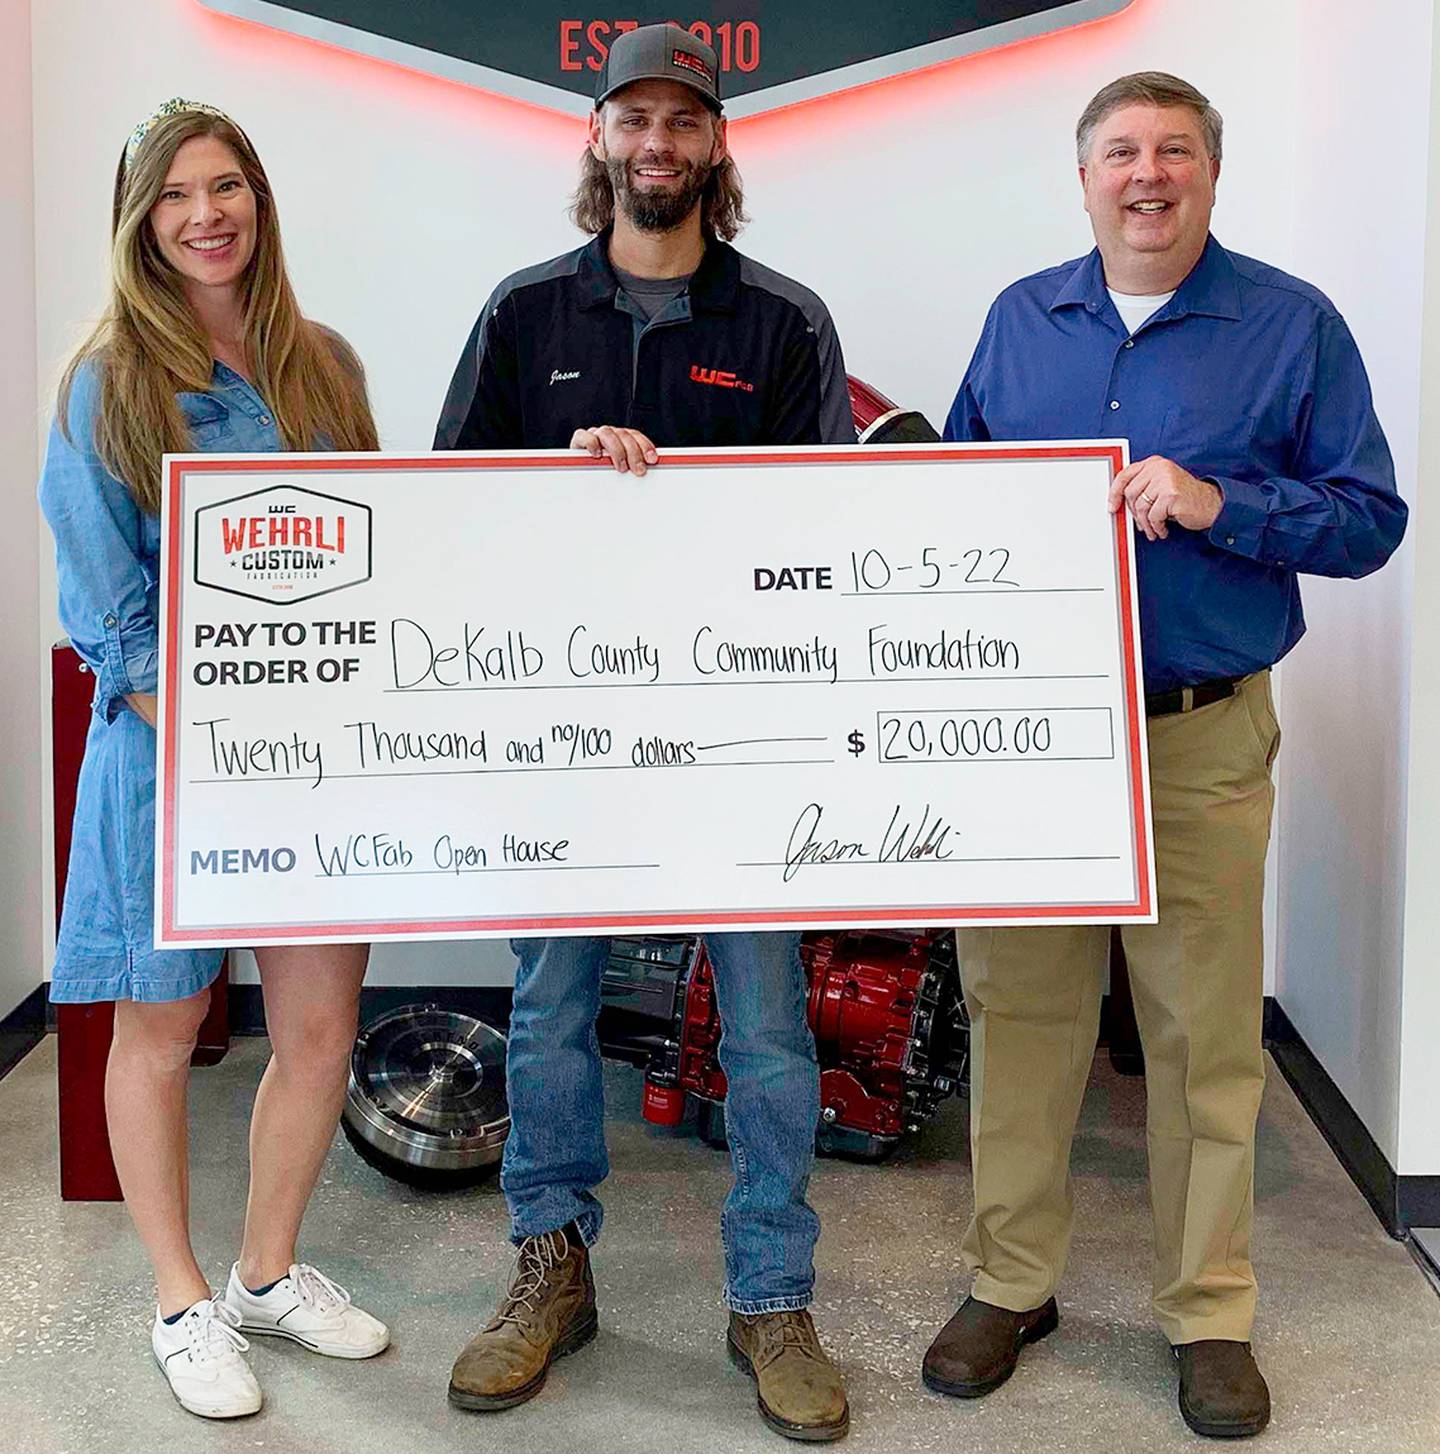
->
[150, 138, 257, 286]
[57, 102, 377, 513]
[37, 99, 389, 1421]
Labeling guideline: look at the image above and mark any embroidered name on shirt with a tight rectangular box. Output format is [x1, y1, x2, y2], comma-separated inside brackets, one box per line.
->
[550, 369, 580, 385]
[690, 365, 754, 393]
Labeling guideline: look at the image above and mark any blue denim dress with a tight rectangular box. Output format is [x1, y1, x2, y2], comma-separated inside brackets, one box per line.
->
[39, 358, 283, 1003]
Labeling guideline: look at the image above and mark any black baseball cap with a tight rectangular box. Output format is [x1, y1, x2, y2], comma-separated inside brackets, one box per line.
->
[595, 24, 723, 114]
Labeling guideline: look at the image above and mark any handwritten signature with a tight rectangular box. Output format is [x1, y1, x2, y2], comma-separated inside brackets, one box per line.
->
[782, 801, 957, 883]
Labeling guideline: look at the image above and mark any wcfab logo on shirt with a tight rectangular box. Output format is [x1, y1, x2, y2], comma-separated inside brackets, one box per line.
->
[690, 364, 755, 393]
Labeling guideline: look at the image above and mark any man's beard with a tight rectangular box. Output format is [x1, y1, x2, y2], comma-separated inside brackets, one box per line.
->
[607, 155, 713, 233]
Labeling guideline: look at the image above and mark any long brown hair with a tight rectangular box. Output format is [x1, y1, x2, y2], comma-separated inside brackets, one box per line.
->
[58, 108, 378, 514]
[570, 137, 748, 241]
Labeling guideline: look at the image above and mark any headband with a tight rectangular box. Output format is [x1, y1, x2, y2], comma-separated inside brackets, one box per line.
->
[123, 98, 238, 171]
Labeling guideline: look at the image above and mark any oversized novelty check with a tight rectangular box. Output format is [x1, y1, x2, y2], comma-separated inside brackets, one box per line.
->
[154, 443, 1154, 947]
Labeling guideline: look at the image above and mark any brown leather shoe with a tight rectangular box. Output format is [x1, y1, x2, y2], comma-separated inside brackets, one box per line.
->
[922, 1295, 1059, 1397]
[1174, 1341, 1271, 1438]
[727, 1310, 850, 1442]
[448, 1225, 597, 1411]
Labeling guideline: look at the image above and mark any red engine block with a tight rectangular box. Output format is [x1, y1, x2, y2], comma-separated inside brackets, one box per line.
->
[643, 930, 966, 1156]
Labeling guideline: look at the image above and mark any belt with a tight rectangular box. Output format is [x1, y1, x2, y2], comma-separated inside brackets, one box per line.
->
[1144, 676, 1240, 718]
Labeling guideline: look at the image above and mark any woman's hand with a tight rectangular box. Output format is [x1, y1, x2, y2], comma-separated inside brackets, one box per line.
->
[126, 693, 158, 727]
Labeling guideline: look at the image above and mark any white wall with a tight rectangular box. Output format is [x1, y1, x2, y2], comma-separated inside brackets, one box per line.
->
[1271, 0, 1433, 1170]
[1397, 10, 1440, 1178]
[25, 0, 1435, 1152]
[30, 0, 1305, 992]
[31, 0, 1324, 480]
[1, 0, 44, 1022]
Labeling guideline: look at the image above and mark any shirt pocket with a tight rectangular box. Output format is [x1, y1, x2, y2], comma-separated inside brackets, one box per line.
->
[177, 393, 232, 448]
[1157, 405, 1259, 480]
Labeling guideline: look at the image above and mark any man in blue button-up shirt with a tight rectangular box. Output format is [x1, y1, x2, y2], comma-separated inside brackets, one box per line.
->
[922, 73, 1406, 1439]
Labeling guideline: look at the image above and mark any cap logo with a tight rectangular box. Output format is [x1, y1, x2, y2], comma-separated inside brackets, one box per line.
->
[672, 49, 714, 84]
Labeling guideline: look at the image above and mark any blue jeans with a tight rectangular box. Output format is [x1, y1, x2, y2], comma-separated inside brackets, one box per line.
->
[503, 932, 821, 1313]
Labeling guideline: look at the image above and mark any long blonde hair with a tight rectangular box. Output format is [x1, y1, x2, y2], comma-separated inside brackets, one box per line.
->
[58, 109, 379, 514]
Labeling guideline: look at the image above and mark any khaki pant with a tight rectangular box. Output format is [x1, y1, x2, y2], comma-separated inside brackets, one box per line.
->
[958, 671, 1280, 1345]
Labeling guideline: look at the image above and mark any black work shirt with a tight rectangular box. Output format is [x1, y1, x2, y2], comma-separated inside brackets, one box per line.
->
[434, 230, 852, 450]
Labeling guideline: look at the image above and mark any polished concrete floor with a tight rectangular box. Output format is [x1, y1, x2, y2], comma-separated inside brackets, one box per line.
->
[1, 1035, 1437, 1453]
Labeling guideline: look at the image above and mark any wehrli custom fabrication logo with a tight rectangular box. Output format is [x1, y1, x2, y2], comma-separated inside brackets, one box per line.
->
[194, 2, 1138, 120]
[690, 364, 754, 392]
[194, 484, 372, 605]
[670, 47, 714, 84]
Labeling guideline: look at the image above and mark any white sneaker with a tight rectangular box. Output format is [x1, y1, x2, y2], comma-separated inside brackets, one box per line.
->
[151, 1297, 263, 1419]
[224, 1262, 390, 1359]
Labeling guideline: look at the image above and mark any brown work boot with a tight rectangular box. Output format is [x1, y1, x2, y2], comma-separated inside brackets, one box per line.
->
[448, 1224, 597, 1411]
[922, 1295, 1059, 1397]
[727, 1309, 849, 1442]
[1174, 1341, 1271, 1438]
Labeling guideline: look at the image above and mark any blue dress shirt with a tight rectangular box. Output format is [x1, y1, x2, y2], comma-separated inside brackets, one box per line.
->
[945, 235, 1407, 692]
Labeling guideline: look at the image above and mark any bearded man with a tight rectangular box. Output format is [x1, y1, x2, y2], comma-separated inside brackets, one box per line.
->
[434, 23, 852, 1443]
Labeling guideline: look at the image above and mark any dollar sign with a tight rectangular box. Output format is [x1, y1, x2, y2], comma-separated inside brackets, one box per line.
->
[847, 729, 866, 757]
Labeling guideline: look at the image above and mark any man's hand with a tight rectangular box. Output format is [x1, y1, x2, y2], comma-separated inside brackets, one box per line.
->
[1108, 455, 1223, 541]
[570, 426, 659, 475]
